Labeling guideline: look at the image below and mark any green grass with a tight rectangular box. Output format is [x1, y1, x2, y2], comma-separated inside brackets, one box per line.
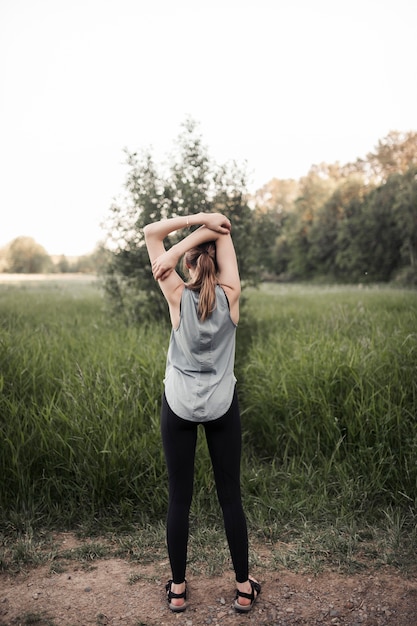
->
[0, 279, 168, 530]
[238, 284, 417, 527]
[0, 278, 416, 571]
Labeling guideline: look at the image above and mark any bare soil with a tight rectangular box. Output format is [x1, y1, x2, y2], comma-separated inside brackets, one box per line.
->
[1, 534, 416, 626]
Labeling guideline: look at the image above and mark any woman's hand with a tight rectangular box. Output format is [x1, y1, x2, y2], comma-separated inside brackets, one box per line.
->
[203, 213, 231, 234]
[151, 248, 179, 281]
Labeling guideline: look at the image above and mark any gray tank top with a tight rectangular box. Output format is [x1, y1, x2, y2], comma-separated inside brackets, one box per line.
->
[164, 285, 237, 422]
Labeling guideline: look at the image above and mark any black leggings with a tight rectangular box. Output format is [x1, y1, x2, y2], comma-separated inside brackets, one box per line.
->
[161, 389, 249, 584]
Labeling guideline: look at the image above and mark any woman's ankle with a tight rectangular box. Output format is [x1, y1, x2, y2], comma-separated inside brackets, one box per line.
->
[236, 580, 251, 589]
[236, 577, 258, 606]
[170, 581, 186, 606]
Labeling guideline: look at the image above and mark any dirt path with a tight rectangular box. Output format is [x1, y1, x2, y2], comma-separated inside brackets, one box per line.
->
[1, 536, 416, 626]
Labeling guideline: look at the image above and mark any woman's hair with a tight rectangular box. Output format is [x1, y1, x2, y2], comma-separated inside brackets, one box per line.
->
[183, 242, 218, 321]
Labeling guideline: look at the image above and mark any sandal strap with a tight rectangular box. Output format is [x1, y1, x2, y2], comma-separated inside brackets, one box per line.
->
[166, 580, 187, 600]
[249, 579, 261, 595]
[168, 590, 186, 599]
[236, 579, 261, 603]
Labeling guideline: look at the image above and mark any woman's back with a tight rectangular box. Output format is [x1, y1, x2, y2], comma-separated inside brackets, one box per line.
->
[164, 286, 237, 422]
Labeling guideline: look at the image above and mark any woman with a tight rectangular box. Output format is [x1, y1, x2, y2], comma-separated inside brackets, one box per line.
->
[144, 211, 260, 613]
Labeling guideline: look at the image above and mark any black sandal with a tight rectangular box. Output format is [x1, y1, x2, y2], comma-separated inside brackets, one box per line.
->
[165, 579, 187, 612]
[233, 578, 261, 613]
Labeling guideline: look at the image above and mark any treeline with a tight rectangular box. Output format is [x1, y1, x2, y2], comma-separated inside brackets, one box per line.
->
[253, 131, 417, 285]
[4, 124, 416, 292]
[0, 237, 109, 274]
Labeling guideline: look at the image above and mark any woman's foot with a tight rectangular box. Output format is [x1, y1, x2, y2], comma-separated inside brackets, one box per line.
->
[166, 580, 187, 612]
[234, 578, 261, 612]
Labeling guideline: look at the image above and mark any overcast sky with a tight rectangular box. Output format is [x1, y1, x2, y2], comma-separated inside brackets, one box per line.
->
[1, 0, 416, 256]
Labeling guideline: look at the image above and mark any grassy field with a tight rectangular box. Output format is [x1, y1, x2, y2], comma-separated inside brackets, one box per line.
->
[1, 277, 416, 570]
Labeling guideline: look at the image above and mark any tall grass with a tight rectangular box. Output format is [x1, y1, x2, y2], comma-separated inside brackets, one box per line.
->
[238, 284, 417, 529]
[0, 281, 168, 529]
[1, 280, 416, 539]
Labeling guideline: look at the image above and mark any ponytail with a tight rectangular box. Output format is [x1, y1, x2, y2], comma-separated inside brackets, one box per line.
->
[183, 242, 218, 321]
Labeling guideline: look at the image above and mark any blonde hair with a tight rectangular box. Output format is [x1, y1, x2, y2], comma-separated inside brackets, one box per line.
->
[183, 242, 218, 321]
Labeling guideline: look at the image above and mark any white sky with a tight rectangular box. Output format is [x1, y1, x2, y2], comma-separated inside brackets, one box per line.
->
[1, 0, 416, 256]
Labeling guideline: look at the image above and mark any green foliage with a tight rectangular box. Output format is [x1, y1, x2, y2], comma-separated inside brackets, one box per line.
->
[284, 171, 336, 278]
[254, 132, 417, 284]
[335, 196, 370, 280]
[392, 167, 417, 268]
[307, 179, 366, 278]
[251, 208, 281, 275]
[103, 118, 257, 323]
[359, 177, 404, 280]
[334, 171, 415, 282]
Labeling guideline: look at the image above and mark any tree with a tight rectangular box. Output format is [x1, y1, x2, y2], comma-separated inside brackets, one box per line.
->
[285, 168, 336, 278]
[307, 177, 368, 277]
[335, 196, 370, 281]
[5, 237, 52, 273]
[253, 177, 299, 215]
[103, 119, 256, 323]
[392, 167, 417, 270]
[56, 255, 70, 273]
[74, 245, 111, 274]
[250, 207, 280, 277]
[336, 177, 404, 282]
[366, 131, 417, 182]
[252, 178, 300, 278]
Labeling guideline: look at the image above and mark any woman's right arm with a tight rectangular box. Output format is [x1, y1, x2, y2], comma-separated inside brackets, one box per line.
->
[144, 213, 231, 320]
[215, 233, 241, 324]
[145, 212, 231, 281]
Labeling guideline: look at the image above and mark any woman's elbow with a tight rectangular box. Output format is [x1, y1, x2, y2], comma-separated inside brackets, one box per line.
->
[143, 223, 157, 241]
